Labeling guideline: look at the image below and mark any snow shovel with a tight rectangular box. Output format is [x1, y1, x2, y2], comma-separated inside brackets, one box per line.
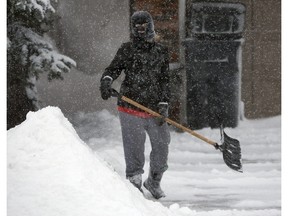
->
[111, 89, 242, 172]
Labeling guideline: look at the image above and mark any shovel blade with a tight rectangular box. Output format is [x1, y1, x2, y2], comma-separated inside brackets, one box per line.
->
[218, 131, 243, 172]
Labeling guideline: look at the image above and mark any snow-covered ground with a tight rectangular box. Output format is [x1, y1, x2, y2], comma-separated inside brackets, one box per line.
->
[7, 106, 281, 216]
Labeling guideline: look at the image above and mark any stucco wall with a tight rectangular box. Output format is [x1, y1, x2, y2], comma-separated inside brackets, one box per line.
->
[36, 0, 130, 116]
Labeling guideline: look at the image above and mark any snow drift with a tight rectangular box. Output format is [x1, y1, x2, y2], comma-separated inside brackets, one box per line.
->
[7, 107, 281, 216]
[7, 107, 175, 216]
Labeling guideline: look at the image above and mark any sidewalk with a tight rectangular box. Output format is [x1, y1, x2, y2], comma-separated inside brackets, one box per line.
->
[73, 111, 281, 213]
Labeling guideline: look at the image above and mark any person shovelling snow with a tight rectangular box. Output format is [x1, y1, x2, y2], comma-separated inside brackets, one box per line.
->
[100, 11, 170, 199]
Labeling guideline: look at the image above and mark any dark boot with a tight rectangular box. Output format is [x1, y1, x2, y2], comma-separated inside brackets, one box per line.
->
[143, 170, 165, 199]
[127, 174, 143, 192]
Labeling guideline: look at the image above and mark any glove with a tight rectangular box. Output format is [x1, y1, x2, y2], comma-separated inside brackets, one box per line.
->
[100, 77, 113, 100]
[155, 102, 168, 126]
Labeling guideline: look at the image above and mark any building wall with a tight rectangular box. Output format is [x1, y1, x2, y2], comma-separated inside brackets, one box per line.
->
[241, 0, 281, 118]
[132, 0, 281, 120]
[36, 0, 281, 120]
[186, 0, 281, 119]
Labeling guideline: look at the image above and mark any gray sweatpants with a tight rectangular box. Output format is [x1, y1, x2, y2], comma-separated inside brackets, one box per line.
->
[119, 111, 170, 177]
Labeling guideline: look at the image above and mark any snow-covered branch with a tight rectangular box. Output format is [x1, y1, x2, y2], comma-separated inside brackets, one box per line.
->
[8, 23, 76, 81]
[14, 0, 57, 22]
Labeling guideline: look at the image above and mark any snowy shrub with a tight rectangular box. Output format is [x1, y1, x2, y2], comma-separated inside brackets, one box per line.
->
[8, 23, 76, 80]
[7, 0, 76, 129]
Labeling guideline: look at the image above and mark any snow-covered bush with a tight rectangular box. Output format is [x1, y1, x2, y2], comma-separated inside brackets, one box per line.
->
[7, 0, 76, 129]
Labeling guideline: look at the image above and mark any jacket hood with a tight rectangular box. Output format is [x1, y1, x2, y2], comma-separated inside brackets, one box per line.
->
[131, 11, 155, 40]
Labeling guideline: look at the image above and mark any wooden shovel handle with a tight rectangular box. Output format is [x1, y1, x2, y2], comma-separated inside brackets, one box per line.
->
[121, 95, 217, 146]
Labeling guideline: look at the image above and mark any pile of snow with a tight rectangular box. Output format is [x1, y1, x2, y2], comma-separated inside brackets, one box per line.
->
[7, 107, 174, 216]
[7, 107, 281, 216]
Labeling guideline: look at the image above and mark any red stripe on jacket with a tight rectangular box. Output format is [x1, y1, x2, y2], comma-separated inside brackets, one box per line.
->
[118, 106, 152, 118]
